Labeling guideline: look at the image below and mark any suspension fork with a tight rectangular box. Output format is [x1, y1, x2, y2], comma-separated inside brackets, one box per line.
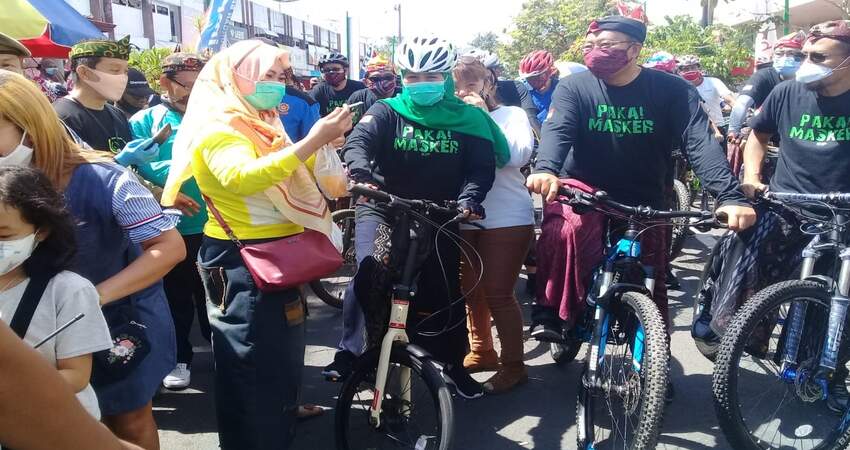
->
[370, 219, 419, 427]
[586, 261, 615, 388]
[781, 236, 821, 372]
[820, 247, 850, 373]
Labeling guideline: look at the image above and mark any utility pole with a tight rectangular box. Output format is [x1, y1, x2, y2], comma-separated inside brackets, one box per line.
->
[784, 0, 790, 34]
[394, 3, 401, 43]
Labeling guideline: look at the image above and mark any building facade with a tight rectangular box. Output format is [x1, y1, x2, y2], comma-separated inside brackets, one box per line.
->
[69, 0, 346, 77]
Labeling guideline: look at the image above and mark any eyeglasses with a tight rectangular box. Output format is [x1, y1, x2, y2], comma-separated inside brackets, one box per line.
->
[170, 78, 194, 90]
[581, 40, 635, 53]
[321, 67, 344, 74]
[804, 51, 832, 64]
[368, 75, 396, 82]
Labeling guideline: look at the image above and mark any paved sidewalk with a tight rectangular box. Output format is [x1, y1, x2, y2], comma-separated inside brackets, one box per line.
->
[156, 231, 729, 449]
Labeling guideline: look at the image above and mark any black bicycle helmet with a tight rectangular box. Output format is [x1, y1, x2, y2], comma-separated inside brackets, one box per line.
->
[319, 52, 349, 68]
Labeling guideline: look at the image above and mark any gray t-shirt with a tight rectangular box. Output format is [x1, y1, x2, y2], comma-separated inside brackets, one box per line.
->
[0, 271, 112, 419]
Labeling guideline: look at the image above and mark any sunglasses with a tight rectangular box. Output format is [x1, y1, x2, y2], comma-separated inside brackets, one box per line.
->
[368, 75, 396, 82]
[321, 67, 344, 74]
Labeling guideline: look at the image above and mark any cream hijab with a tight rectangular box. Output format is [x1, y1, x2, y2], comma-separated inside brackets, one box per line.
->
[162, 40, 333, 239]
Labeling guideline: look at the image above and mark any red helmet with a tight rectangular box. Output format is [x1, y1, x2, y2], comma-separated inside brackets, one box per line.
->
[519, 50, 554, 78]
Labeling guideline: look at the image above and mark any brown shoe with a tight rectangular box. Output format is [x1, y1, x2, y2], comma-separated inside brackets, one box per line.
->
[463, 349, 500, 373]
[483, 364, 528, 394]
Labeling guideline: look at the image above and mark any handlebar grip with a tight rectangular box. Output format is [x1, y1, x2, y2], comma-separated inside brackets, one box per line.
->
[349, 184, 392, 203]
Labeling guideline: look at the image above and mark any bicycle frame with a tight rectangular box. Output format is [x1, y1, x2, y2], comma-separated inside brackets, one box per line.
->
[369, 214, 420, 428]
[584, 223, 656, 390]
[779, 212, 850, 392]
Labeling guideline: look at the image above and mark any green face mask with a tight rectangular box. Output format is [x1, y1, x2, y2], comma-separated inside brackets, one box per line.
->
[244, 81, 287, 110]
[404, 80, 445, 106]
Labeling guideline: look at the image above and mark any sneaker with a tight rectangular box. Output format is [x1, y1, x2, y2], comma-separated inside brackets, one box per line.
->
[665, 267, 680, 290]
[442, 364, 485, 399]
[163, 363, 191, 390]
[827, 379, 850, 413]
[665, 382, 675, 404]
[322, 350, 356, 382]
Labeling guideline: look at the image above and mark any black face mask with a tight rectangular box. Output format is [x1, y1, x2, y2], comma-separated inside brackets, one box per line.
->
[117, 99, 143, 116]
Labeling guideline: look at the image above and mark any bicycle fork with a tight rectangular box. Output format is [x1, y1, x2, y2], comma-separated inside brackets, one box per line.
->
[781, 239, 850, 399]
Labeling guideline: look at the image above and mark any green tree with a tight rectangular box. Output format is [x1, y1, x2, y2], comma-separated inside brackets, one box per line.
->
[128, 47, 172, 93]
[469, 32, 500, 53]
[498, 0, 615, 77]
[644, 15, 757, 85]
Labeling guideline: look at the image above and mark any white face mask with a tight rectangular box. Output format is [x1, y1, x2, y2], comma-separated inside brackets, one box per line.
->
[84, 68, 128, 102]
[796, 55, 850, 85]
[0, 132, 33, 167]
[0, 232, 37, 276]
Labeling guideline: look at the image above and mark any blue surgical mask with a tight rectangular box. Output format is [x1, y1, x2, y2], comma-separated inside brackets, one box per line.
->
[404, 81, 444, 106]
[44, 67, 59, 76]
[773, 56, 801, 77]
[244, 81, 287, 110]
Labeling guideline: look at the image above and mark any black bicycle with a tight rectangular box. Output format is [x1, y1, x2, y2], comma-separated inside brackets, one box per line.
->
[556, 187, 722, 450]
[335, 185, 482, 450]
[713, 191, 850, 450]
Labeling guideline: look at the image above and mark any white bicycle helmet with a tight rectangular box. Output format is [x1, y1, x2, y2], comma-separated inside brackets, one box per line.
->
[465, 48, 501, 69]
[395, 36, 457, 73]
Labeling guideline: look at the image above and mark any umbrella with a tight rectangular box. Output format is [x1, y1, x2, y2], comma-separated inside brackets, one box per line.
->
[0, 0, 104, 58]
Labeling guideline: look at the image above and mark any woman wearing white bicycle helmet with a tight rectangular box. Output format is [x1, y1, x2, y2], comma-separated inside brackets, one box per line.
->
[341, 35, 511, 399]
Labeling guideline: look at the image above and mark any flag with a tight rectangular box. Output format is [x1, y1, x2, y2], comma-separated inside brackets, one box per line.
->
[197, 0, 236, 53]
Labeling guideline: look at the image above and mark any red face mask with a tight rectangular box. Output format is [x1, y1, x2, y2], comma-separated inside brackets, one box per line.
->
[583, 47, 632, 80]
[681, 70, 703, 84]
[324, 72, 346, 87]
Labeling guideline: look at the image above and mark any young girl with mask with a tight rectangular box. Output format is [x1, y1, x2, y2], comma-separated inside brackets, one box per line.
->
[162, 40, 352, 449]
[343, 36, 506, 399]
[0, 70, 185, 450]
[0, 166, 112, 419]
[452, 57, 535, 394]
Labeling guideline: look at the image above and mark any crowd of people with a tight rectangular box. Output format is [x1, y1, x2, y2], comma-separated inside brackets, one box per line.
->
[0, 10, 848, 450]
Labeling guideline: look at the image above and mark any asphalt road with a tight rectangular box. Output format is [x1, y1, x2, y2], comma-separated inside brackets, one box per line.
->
[155, 230, 729, 450]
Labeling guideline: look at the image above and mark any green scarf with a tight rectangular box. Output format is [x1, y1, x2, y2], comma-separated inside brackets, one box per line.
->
[380, 75, 511, 168]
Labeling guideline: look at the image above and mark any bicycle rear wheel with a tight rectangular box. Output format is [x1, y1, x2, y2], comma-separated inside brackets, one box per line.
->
[576, 291, 669, 450]
[713, 280, 850, 450]
[669, 179, 691, 260]
[335, 344, 454, 450]
[310, 209, 356, 309]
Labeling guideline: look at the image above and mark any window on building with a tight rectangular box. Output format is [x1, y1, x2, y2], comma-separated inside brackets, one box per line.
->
[113, 0, 142, 8]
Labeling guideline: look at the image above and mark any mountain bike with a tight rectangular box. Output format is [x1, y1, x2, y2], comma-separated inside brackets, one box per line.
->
[713, 191, 850, 450]
[557, 187, 722, 450]
[335, 184, 475, 450]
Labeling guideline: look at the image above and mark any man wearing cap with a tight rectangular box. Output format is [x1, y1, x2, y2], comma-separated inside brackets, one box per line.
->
[117, 68, 155, 119]
[729, 31, 807, 143]
[346, 55, 400, 126]
[0, 32, 31, 75]
[54, 36, 160, 169]
[128, 52, 210, 391]
[526, 16, 755, 400]
[701, 20, 850, 413]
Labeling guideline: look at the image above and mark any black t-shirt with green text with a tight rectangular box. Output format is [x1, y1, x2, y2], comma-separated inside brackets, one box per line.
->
[343, 101, 495, 209]
[750, 80, 850, 195]
[309, 79, 366, 117]
[534, 69, 745, 208]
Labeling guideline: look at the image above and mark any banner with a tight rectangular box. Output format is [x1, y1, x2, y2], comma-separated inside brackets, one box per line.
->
[197, 0, 236, 53]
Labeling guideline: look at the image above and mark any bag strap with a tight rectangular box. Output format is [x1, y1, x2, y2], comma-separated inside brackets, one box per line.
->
[202, 195, 244, 247]
[9, 272, 54, 339]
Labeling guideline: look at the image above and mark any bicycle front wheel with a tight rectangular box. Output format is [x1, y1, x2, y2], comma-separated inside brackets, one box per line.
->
[713, 280, 850, 450]
[335, 344, 454, 450]
[577, 291, 669, 450]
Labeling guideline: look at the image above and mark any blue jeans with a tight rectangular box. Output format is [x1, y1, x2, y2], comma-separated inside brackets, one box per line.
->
[198, 237, 305, 450]
[337, 217, 381, 356]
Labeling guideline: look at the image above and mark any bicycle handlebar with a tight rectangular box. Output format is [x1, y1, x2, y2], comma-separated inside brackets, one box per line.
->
[558, 186, 720, 222]
[764, 191, 850, 205]
[349, 184, 459, 217]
